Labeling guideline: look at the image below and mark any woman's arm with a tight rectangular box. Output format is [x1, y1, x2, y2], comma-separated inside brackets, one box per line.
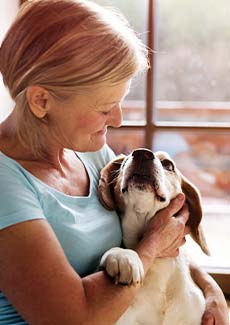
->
[0, 219, 137, 325]
[190, 263, 229, 325]
[0, 195, 188, 325]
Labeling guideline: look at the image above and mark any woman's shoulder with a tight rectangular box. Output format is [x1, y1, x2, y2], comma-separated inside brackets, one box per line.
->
[0, 150, 19, 173]
[0, 149, 41, 197]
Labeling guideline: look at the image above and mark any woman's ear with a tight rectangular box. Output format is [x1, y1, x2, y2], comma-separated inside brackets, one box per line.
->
[181, 174, 210, 256]
[26, 86, 50, 119]
[98, 155, 125, 211]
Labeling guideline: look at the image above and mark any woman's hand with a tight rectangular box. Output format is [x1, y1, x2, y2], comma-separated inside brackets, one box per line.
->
[202, 293, 229, 325]
[190, 263, 229, 325]
[136, 193, 190, 268]
[152, 196, 190, 258]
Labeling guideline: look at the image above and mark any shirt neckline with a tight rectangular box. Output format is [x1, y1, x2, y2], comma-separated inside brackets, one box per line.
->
[0, 151, 92, 200]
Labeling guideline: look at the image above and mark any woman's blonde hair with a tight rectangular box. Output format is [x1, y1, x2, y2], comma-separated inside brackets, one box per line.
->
[0, 0, 149, 157]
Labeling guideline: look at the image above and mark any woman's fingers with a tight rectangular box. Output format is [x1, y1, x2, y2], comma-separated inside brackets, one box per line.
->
[138, 193, 191, 259]
[184, 225, 191, 236]
[202, 311, 215, 325]
[161, 193, 185, 219]
[174, 202, 189, 223]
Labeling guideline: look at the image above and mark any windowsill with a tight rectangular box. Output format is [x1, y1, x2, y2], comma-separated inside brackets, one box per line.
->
[185, 201, 230, 294]
[121, 99, 230, 127]
[185, 239, 230, 294]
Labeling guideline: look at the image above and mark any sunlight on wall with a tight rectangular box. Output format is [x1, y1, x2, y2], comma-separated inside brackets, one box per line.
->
[0, 0, 19, 122]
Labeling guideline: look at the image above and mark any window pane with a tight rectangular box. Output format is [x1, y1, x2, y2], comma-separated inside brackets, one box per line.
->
[153, 130, 230, 267]
[92, 0, 148, 121]
[156, 0, 230, 123]
[107, 128, 145, 155]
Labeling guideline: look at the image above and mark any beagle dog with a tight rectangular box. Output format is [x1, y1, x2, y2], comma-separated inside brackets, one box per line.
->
[98, 148, 210, 325]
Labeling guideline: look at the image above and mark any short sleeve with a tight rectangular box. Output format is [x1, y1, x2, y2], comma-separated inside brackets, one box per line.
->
[0, 162, 45, 230]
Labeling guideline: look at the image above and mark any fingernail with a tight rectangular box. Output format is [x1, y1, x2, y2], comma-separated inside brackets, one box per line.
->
[176, 193, 184, 201]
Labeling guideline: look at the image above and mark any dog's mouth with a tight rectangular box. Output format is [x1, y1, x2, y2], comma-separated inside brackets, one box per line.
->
[122, 173, 166, 202]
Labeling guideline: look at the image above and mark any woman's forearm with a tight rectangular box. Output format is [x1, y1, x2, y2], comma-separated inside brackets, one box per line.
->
[82, 270, 140, 325]
[190, 262, 229, 325]
[190, 263, 221, 293]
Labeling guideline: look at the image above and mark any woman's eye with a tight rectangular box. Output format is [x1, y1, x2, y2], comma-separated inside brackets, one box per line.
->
[161, 159, 175, 172]
[101, 103, 120, 115]
[101, 111, 110, 115]
[101, 106, 114, 115]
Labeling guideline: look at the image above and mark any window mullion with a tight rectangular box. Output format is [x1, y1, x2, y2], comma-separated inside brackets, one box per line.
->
[146, 0, 155, 149]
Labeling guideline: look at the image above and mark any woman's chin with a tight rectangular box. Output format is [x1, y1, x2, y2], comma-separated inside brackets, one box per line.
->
[87, 136, 106, 152]
[73, 134, 106, 152]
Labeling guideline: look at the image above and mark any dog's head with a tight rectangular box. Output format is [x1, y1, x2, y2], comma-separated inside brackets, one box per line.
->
[98, 148, 209, 255]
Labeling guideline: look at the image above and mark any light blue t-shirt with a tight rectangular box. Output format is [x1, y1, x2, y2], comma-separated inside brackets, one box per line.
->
[0, 145, 122, 325]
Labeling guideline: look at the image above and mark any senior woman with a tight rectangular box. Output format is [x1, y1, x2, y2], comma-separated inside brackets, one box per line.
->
[0, 0, 228, 324]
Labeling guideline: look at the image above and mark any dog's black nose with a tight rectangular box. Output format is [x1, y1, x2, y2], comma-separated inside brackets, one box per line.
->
[132, 149, 154, 160]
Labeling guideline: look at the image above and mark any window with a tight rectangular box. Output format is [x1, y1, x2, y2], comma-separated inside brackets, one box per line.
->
[94, 0, 230, 294]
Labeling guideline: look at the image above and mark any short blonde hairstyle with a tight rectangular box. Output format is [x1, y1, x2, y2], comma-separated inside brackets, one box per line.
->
[0, 0, 149, 157]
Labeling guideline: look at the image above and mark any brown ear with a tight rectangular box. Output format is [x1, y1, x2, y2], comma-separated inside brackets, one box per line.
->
[181, 174, 210, 256]
[98, 155, 125, 210]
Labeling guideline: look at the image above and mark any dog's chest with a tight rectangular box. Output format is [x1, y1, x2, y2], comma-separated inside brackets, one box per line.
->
[117, 255, 205, 325]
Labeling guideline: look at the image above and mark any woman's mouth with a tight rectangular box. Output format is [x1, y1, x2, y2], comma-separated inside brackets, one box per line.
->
[96, 128, 107, 135]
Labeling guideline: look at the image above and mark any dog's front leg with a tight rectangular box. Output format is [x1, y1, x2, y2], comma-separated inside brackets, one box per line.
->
[100, 247, 144, 286]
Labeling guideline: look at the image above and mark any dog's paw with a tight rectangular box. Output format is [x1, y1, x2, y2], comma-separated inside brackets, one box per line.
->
[100, 247, 144, 286]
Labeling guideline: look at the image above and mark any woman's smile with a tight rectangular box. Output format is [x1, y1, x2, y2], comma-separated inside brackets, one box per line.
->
[95, 128, 107, 136]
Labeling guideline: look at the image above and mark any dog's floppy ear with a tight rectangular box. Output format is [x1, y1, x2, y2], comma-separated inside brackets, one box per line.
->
[181, 175, 210, 256]
[98, 154, 126, 210]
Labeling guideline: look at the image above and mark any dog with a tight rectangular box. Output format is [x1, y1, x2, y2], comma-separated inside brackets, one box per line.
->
[98, 148, 210, 325]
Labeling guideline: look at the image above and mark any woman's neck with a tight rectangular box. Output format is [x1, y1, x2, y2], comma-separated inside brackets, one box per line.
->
[0, 110, 68, 169]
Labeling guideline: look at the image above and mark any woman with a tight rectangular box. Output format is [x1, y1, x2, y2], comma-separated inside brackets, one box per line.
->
[0, 0, 228, 324]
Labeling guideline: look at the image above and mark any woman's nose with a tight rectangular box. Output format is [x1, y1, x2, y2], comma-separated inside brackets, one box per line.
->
[108, 104, 123, 128]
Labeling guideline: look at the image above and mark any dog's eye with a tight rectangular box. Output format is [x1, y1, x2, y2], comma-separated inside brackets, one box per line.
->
[161, 159, 175, 172]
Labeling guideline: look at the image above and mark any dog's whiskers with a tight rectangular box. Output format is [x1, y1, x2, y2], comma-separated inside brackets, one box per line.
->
[108, 171, 120, 185]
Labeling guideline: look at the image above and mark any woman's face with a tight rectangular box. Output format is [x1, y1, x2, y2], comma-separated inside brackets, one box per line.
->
[48, 80, 131, 152]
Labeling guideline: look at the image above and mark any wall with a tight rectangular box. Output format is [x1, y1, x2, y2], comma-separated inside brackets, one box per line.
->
[0, 0, 19, 122]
